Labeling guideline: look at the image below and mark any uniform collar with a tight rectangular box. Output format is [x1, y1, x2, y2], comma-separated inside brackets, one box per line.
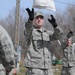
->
[34, 26, 47, 32]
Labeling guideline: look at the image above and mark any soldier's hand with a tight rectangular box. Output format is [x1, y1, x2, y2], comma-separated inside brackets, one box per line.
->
[67, 31, 73, 38]
[26, 8, 34, 21]
[48, 15, 58, 28]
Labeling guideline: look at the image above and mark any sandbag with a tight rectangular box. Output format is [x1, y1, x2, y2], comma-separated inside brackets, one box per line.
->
[33, 0, 56, 11]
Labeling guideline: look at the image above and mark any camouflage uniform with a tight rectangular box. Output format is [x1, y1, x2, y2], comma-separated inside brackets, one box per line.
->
[61, 43, 75, 75]
[0, 25, 18, 75]
[0, 33, 6, 75]
[60, 31, 75, 75]
[24, 19, 63, 75]
[0, 45, 18, 75]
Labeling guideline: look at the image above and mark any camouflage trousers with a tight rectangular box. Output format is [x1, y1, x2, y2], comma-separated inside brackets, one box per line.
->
[26, 68, 53, 75]
[61, 66, 75, 75]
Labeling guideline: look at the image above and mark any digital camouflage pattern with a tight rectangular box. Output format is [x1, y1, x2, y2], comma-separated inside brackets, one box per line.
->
[0, 25, 18, 75]
[24, 20, 63, 69]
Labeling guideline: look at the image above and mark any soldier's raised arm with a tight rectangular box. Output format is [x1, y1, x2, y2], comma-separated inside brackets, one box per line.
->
[58, 31, 73, 49]
[48, 15, 63, 41]
[24, 8, 34, 46]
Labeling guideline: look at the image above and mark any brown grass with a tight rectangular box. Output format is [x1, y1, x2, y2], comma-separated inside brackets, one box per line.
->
[17, 65, 62, 75]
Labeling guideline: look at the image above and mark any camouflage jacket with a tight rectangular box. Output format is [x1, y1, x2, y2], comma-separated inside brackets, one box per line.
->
[62, 43, 75, 67]
[24, 20, 63, 69]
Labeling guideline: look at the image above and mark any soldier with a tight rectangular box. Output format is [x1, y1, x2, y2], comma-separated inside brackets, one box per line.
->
[60, 31, 75, 75]
[0, 25, 18, 75]
[24, 8, 63, 75]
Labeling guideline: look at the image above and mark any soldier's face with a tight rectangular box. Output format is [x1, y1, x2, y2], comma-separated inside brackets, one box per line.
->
[67, 39, 72, 46]
[33, 15, 44, 28]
